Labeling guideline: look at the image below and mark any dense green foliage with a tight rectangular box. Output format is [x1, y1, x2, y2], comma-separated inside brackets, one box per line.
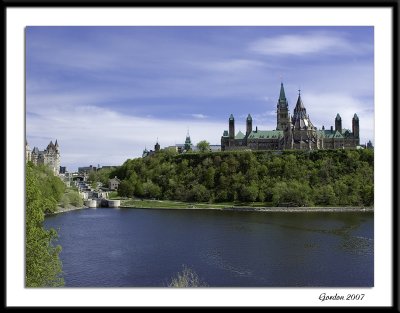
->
[26, 163, 64, 287]
[27, 163, 66, 213]
[60, 189, 84, 208]
[112, 149, 374, 207]
[87, 167, 117, 187]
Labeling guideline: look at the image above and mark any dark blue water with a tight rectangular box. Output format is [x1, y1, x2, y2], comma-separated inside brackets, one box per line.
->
[44, 208, 373, 287]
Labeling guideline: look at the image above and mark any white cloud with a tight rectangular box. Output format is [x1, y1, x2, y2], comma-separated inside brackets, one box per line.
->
[26, 100, 226, 171]
[190, 114, 208, 119]
[201, 59, 267, 72]
[249, 32, 372, 56]
[299, 91, 374, 144]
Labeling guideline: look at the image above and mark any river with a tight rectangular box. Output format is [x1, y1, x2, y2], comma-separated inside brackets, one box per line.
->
[44, 208, 373, 287]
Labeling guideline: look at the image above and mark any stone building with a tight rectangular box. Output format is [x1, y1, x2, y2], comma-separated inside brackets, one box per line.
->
[27, 140, 61, 175]
[109, 176, 121, 190]
[25, 140, 31, 163]
[221, 83, 362, 151]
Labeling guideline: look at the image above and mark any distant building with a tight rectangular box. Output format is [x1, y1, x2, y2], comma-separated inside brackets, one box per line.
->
[78, 165, 97, 174]
[221, 83, 365, 151]
[100, 165, 116, 170]
[59, 166, 67, 174]
[109, 176, 121, 190]
[144, 132, 221, 157]
[27, 139, 61, 175]
[209, 145, 221, 152]
[142, 141, 162, 158]
[25, 140, 31, 163]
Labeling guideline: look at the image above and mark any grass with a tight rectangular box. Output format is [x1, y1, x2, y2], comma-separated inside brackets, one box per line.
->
[119, 199, 286, 209]
[120, 199, 228, 209]
[119, 198, 372, 211]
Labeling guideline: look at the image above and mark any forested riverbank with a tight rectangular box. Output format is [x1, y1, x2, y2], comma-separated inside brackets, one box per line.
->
[110, 149, 374, 207]
[25, 163, 64, 287]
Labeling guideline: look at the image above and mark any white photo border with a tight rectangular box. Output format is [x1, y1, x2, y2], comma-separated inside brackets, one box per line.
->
[6, 6, 393, 307]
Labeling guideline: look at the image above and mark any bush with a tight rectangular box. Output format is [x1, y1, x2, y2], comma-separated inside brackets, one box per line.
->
[67, 191, 83, 207]
[168, 265, 207, 287]
[60, 194, 70, 208]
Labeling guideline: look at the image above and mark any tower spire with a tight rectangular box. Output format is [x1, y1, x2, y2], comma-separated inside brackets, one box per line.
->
[279, 82, 286, 101]
[276, 82, 289, 131]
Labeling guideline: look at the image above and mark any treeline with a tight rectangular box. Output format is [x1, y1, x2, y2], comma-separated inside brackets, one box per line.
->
[26, 162, 64, 287]
[110, 149, 374, 207]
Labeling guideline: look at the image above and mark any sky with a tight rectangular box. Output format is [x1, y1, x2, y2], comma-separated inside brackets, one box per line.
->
[25, 26, 374, 172]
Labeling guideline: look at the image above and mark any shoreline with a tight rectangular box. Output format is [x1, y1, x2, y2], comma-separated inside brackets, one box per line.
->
[119, 205, 374, 213]
[46, 202, 374, 215]
[46, 205, 89, 215]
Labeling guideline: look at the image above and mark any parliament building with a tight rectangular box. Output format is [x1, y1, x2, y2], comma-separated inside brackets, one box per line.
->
[221, 83, 362, 151]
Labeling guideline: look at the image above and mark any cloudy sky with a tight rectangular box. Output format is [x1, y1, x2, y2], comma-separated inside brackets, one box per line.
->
[26, 26, 374, 171]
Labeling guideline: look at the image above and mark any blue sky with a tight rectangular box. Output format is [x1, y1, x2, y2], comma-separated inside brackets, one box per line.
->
[26, 26, 374, 171]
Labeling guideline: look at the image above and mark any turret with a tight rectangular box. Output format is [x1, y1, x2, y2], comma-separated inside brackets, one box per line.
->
[246, 114, 252, 136]
[352, 113, 359, 142]
[155, 141, 160, 152]
[335, 114, 342, 133]
[229, 114, 235, 139]
[184, 131, 192, 151]
[25, 140, 31, 163]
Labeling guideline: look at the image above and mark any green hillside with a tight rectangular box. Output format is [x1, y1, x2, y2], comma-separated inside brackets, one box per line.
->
[111, 149, 374, 207]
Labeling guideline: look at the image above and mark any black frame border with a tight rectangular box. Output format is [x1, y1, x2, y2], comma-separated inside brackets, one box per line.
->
[3, 0, 399, 310]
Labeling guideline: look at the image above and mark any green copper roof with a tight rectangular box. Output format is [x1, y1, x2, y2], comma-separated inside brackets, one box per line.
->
[235, 130, 245, 140]
[319, 130, 344, 138]
[248, 130, 283, 139]
[279, 83, 286, 101]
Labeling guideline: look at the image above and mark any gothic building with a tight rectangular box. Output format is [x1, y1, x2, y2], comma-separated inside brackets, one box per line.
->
[221, 83, 361, 151]
[26, 140, 61, 175]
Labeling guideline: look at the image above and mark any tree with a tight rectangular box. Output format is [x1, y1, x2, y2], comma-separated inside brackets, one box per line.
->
[196, 140, 211, 153]
[239, 183, 259, 202]
[26, 164, 64, 287]
[118, 180, 135, 197]
[142, 180, 162, 199]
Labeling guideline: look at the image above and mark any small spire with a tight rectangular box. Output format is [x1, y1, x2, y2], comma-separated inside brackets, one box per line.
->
[295, 92, 305, 109]
[229, 114, 234, 120]
[247, 114, 252, 120]
[336, 113, 341, 120]
[353, 113, 359, 120]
